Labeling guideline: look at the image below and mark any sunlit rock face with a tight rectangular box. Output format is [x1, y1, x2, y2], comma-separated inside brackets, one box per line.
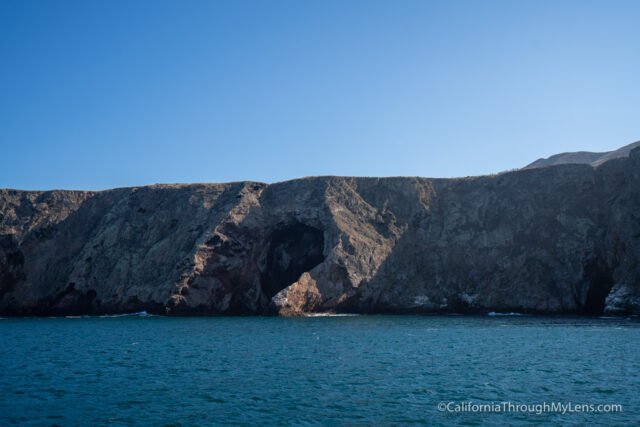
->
[1, 147, 639, 316]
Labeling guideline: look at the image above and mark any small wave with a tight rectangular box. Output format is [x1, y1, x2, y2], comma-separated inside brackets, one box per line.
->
[99, 311, 152, 318]
[305, 313, 360, 317]
[53, 311, 156, 319]
[487, 311, 523, 317]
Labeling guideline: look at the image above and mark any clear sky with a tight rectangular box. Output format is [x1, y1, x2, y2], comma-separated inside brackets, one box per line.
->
[1, 0, 639, 190]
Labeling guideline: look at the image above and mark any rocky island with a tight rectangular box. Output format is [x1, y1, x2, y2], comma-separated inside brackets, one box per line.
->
[1, 142, 639, 316]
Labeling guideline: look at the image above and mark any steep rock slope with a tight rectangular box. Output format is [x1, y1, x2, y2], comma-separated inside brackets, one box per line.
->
[1, 147, 639, 316]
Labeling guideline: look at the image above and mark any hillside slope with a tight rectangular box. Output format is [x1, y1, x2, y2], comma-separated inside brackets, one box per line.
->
[525, 141, 640, 169]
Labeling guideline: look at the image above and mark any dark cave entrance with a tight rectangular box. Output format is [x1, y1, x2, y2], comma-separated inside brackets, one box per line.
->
[261, 222, 325, 300]
[582, 258, 614, 315]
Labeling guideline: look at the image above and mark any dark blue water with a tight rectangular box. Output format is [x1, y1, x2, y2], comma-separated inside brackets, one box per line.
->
[1, 315, 638, 426]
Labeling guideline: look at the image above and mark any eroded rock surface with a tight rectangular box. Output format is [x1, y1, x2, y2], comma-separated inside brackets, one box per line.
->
[1, 147, 639, 316]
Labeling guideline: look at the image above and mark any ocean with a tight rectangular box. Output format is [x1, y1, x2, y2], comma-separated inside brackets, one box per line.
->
[0, 315, 638, 426]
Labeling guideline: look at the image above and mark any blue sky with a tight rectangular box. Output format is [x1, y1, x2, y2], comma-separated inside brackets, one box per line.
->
[1, 0, 639, 190]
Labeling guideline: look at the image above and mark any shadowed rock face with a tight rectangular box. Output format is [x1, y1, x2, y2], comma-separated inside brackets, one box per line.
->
[261, 222, 325, 301]
[1, 146, 640, 316]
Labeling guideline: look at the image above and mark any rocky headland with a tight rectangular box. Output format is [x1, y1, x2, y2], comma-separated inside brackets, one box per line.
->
[1, 143, 639, 316]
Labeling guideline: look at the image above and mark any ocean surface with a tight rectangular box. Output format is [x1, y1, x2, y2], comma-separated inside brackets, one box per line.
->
[1, 315, 638, 426]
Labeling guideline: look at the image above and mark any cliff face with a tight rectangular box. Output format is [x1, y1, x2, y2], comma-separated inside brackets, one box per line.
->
[1, 148, 639, 316]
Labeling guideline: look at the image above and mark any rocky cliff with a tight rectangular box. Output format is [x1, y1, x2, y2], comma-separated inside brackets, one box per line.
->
[2, 146, 640, 316]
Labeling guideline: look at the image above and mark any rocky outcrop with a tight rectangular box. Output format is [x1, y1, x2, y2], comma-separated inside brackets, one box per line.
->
[1, 146, 640, 316]
[525, 140, 640, 169]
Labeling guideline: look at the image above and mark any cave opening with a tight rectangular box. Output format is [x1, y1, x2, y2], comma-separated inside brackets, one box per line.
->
[582, 258, 614, 315]
[261, 222, 325, 300]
